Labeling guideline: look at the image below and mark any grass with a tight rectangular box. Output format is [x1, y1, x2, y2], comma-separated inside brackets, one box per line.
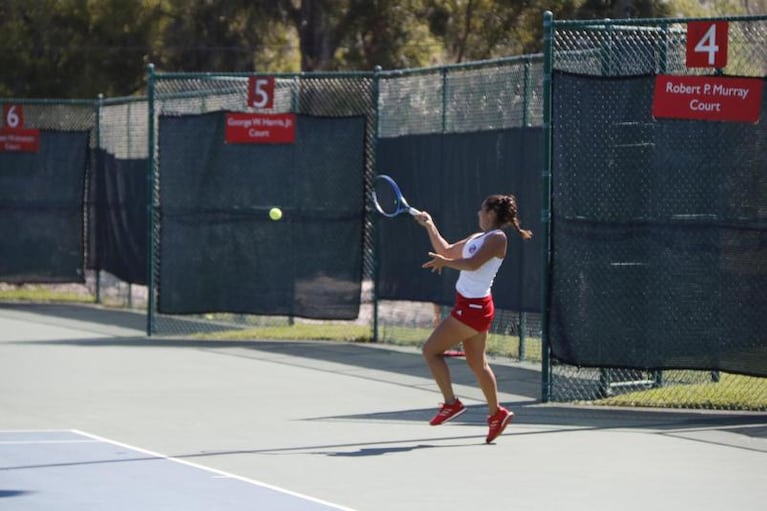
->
[590, 372, 767, 411]
[380, 325, 541, 361]
[191, 323, 542, 361]
[192, 323, 374, 343]
[0, 285, 95, 303]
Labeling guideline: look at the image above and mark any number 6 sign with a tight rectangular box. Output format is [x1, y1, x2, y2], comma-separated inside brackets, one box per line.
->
[248, 76, 275, 109]
[3, 104, 24, 128]
[686, 21, 728, 68]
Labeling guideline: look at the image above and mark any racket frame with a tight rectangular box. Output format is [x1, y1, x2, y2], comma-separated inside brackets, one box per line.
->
[372, 174, 421, 218]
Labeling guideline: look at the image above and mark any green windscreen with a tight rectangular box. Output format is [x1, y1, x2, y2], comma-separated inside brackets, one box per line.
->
[157, 112, 366, 319]
[549, 72, 767, 376]
[0, 131, 89, 283]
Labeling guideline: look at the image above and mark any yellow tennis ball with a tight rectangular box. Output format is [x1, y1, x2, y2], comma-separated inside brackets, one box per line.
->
[269, 207, 283, 221]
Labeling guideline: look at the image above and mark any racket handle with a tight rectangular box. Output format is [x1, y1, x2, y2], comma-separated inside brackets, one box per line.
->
[407, 207, 421, 216]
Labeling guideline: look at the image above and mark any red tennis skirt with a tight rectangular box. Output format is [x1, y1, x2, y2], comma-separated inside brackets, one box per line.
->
[450, 292, 495, 332]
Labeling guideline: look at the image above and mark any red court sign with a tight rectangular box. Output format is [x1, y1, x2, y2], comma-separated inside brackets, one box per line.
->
[0, 128, 40, 152]
[247, 77, 275, 109]
[225, 113, 296, 144]
[652, 75, 763, 123]
[686, 21, 728, 68]
[4, 104, 24, 128]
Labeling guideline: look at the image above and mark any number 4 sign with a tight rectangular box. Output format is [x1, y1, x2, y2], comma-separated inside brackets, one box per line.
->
[686, 21, 728, 68]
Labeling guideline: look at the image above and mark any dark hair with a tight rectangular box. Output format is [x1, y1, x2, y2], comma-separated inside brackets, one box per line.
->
[484, 194, 533, 240]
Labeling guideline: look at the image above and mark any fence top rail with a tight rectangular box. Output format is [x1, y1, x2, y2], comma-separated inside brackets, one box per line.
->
[552, 13, 767, 28]
[148, 53, 544, 83]
[100, 95, 147, 106]
[0, 98, 95, 107]
[152, 70, 374, 80]
[378, 53, 543, 78]
[1, 96, 145, 106]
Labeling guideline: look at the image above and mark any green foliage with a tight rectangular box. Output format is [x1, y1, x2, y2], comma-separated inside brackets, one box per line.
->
[333, 0, 444, 70]
[668, 0, 748, 17]
[0, 0, 158, 97]
[0, 0, 762, 98]
[156, 0, 281, 72]
[575, 0, 673, 19]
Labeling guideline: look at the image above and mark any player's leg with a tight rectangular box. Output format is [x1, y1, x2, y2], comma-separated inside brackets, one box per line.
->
[461, 331, 499, 414]
[422, 316, 477, 425]
[422, 315, 475, 400]
[463, 331, 515, 442]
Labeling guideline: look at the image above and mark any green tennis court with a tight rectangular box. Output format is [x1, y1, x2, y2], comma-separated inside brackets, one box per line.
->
[1, 303, 765, 510]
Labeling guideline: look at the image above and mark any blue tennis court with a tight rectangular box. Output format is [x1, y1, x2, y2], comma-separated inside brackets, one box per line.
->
[0, 429, 352, 511]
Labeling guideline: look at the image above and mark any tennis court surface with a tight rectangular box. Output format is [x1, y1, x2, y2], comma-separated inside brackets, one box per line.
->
[0, 429, 348, 510]
[1, 303, 765, 510]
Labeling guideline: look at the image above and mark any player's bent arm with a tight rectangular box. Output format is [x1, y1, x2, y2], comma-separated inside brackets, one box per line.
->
[425, 225, 465, 259]
[416, 211, 473, 259]
[442, 232, 506, 271]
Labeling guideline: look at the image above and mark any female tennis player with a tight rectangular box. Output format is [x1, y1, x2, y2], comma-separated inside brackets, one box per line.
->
[415, 194, 532, 443]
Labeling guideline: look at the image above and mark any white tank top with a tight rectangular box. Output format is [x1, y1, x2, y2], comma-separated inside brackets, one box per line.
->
[455, 230, 504, 298]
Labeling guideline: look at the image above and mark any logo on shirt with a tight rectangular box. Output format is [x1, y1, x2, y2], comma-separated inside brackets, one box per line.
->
[468, 243, 478, 255]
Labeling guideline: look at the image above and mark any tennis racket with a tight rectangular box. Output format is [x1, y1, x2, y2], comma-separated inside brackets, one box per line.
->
[372, 175, 421, 217]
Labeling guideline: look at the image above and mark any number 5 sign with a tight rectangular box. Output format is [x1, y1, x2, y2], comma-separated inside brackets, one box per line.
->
[248, 77, 275, 109]
[686, 21, 728, 68]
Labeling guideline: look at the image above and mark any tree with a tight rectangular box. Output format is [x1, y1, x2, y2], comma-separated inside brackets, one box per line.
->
[1, 0, 763, 98]
[667, 0, 755, 16]
[334, 0, 444, 70]
[0, 0, 158, 98]
[267, 0, 443, 71]
[155, 0, 290, 72]
[574, 0, 673, 19]
[416, 1, 583, 60]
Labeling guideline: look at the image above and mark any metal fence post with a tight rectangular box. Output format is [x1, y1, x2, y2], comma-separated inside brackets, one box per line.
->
[540, 11, 554, 402]
[94, 93, 104, 304]
[145, 63, 156, 336]
[372, 65, 382, 343]
[518, 57, 532, 361]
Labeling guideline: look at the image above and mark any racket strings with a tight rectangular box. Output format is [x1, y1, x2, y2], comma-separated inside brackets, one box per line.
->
[373, 179, 401, 216]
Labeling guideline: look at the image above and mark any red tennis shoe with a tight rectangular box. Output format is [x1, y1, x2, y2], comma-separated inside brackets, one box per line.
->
[429, 399, 466, 425]
[486, 406, 514, 443]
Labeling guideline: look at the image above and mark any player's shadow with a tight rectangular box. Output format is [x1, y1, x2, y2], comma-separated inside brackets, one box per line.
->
[311, 434, 485, 457]
[0, 302, 231, 334]
[308, 404, 497, 425]
[0, 490, 31, 498]
[321, 444, 440, 457]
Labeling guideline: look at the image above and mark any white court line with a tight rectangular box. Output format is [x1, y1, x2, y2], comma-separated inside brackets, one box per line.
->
[0, 440, 99, 445]
[71, 429, 357, 511]
[0, 429, 81, 433]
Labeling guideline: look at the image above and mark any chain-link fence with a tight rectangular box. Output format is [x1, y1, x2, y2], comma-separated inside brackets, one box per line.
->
[3, 13, 764, 411]
[143, 60, 543, 358]
[0, 98, 96, 292]
[375, 55, 543, 360]
[146, 70, 376, 337]
[1, 59, 543, 360]
[94, 96, 150, 309]
[0, 97, 155, 308]
[543, 13, 767, 410]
